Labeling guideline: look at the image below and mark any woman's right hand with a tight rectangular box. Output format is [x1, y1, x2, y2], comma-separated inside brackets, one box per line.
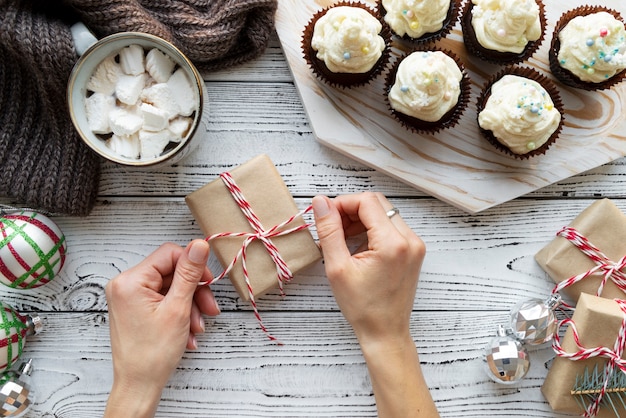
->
[312, 192, 439, 418]
[311, 192, 425, 346]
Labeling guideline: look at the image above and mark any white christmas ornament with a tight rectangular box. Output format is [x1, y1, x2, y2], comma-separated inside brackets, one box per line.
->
[0, 301, 41, 374]
[0, 210, 66, 289]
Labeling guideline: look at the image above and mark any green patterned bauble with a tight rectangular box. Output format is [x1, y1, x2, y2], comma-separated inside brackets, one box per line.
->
[0, 210, 66, 289]
[0, 302, 41, 374]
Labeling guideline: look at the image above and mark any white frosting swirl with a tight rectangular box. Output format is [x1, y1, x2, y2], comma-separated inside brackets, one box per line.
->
[478, 75, 561, 155]
[557, 12, 626, 83]
[471, 0, 541, 53]
[382, 0, 450, 38]
[311, 6, 386, 74]
[388, 51, 462, 122]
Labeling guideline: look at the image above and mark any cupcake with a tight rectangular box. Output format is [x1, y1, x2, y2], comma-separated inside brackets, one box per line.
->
[477, 67, 563, 159]
[461, 0, 546, 64]
[386, 50, 470, 133]
[549, 7, 626, 90]
[302, 2, 391, 87]
[378, 0, 460, 44]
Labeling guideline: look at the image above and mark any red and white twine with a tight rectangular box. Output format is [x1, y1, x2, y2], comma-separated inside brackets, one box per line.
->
[201, 171, 313, 343]
[552, 226, 626, 307]
[549, 226, 626, 416]
[552, 299, 626, 417]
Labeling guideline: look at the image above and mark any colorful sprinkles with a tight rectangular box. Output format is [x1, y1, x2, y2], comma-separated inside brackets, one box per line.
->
[401, 8, 420, 31]
[560, 24, 626, 79]
[514, 82, 551, 117]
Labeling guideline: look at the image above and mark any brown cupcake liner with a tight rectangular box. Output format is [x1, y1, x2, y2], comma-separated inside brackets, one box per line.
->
[476, 66, 564, 159]
[301, 1, 392, 88]
[377, 0, 461, 45]
[384, 48, 470, 134]
[549, 6, 626, 91]
[461, 0, 546, 65]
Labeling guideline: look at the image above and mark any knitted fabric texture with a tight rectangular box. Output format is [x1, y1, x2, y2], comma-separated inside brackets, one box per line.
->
[0, 2, 100, 217]
[0, 0, 277, 216]
[66, 0, 278, 72]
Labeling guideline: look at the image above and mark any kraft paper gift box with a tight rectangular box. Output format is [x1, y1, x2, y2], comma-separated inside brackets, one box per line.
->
[185, 154, 321, 301]
[535, 199, 626, 302]
[542, 293, 626, 417]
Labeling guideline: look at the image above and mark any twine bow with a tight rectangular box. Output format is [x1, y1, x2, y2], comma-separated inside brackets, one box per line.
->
[201, 171, 313, 343]
[552, 299, 626, 417]
[552, 227, 626, 307]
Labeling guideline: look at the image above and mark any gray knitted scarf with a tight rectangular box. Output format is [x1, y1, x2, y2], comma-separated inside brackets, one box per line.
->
[0, 0, 277, 216]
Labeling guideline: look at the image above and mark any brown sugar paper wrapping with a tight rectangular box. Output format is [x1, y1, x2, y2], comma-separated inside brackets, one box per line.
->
[185, 154, 321, 301]
[541, 293, 626, 417]
[535, 199, 626, 302]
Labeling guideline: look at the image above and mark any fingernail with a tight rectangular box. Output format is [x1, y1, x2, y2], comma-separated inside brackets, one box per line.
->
[188, 240, 209, 264]
[190, 335, 198, 350]
[198, 318, 206, 333]
[312, 196, 330, 218]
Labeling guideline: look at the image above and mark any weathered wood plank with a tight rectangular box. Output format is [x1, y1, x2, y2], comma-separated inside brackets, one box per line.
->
[20, 311, 573, 418]
[1, 197, 614, 314]
[201, 35, 293, 83]
[92, 79, 626, 200]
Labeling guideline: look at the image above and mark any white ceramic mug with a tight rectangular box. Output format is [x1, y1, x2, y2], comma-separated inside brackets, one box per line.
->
[67, 23, 209, 167]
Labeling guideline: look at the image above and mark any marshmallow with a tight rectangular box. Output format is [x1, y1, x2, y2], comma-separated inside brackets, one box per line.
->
[115, 73, 146, 105]
[108, 108, 143, 136]
[119, 44, 145, 76]
[167, 68, 196, 116]
[140, 103, 169, 132]
[146, 48, 176, 83]
[139, 129, 173, 158]
[85, 93, 116, 134]
[168, 116, 193, 142]
[141, 83, 180, 119]
[86, 56, 122, 95]
[107, 134, 141, 159]
[86, 44, 201, 161]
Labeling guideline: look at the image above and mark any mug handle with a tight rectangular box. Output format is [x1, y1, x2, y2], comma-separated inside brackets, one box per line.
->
[70, 22, 98, 56]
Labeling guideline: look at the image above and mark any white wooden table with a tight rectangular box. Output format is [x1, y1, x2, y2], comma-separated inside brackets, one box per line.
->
[3, 32, 626, 418]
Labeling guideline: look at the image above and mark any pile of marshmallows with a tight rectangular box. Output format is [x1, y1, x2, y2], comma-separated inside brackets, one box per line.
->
[85, 44, 196, 160]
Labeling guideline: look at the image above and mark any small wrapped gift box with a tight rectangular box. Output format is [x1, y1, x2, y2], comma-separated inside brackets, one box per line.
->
[185, 154, 321, 301]
[535, 199, 626, 302]
[542, 293, 626, 417]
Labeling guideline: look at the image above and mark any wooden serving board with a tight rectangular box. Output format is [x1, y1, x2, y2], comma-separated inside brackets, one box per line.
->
[275, 0, 626, 213]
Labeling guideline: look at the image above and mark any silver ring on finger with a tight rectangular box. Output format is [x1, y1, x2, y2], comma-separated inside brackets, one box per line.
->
[386, 207, 400, 219]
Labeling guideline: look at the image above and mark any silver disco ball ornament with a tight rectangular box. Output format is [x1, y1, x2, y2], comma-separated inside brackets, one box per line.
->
[0, 359, 33, 417]
[484, 325, 530, 384]
[510, 294, 561, 345]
